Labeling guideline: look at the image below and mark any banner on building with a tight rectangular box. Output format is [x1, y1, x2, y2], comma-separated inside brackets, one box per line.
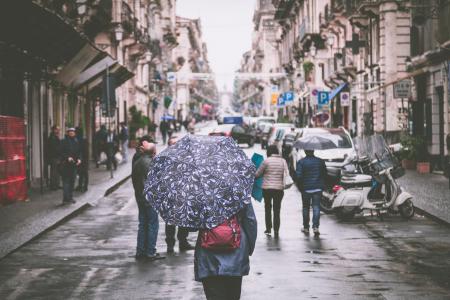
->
[340, 92, 350, 107]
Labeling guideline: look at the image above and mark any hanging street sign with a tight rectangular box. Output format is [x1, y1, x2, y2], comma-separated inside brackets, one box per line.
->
[167, 72, 176, 82]
[393, 80, 411, 98]
[341, 92, 350, 107]
[283, 91, 294, 103]
[317, 91, 330, 105]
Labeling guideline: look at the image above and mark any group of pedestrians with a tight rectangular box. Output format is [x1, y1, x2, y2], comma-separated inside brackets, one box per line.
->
[46, 122, 130, 205]
[46, 126, 87, 204]
[255, 144, 326, 237]
[93, 122, 129, 169]
[131, 136, 195, 261]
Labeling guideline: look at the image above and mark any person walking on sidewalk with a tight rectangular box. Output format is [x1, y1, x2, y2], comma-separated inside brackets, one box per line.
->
[119, 122, 129, 163]
[47, 125, 61, 190]
[75, 127, 89, 192]
[106, 129, 118, 170]
[60, 128, 81, 204]
[255, 145, 288, 238]
[195, 203, 257, 300]
[160, 119, 169, 145]
[131, 139, 165, 261]
[296, 149, 327, 236]
[165, 137, 194, 253]
[94, 125, 107, 168]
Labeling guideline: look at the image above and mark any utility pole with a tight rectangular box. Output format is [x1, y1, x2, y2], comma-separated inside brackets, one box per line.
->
[106, 64, 113, 179]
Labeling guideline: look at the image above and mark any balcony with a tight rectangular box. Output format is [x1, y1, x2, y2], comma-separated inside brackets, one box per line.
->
[357, 0, 380, 18]
[299, 18, 321, 43]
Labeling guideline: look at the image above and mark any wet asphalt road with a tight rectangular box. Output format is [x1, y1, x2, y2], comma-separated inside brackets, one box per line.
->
[0, 144, 450, 300]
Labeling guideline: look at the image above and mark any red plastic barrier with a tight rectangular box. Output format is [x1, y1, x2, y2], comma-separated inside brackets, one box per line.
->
[0, 116, 25, 137]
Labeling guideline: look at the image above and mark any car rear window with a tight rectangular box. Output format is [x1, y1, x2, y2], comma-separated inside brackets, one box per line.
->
[304, 131, 352, 148]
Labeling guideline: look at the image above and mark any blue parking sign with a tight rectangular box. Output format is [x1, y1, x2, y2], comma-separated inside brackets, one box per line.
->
[317, 91, 330, 105]
[277, 94, 285, 106]
[284, 91, 294, 103]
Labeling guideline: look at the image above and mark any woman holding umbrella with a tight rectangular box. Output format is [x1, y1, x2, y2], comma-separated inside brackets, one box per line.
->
[144, 135, 257, 300]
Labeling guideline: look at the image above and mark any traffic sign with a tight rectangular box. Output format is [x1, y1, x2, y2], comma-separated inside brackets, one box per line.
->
[317, 91, 330, 106]
[284, 91, 294, 103]
[277, 94, 285, 107]
[393, 80, 411, 98]
[340, 92, 350, 107]
[271, 85, 279, 93]
[167, 72, 176, 82]
[271, 93, 279, 105]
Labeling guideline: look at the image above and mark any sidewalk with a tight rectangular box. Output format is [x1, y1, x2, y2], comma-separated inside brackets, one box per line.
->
[398, 170, 450, 224]
[0, 151, 135, 259]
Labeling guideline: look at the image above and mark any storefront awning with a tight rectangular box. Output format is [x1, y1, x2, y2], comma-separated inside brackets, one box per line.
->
[0, 1, 88, 67]
[329, 83, 347, 101]
[82, 61, 134, 92]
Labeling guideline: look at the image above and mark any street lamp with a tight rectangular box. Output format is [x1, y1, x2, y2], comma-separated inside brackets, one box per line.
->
[309, 42, 317, 58]
[114, 24, 124, 42]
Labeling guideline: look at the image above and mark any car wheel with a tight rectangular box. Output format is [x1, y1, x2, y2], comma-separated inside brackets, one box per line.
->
[248, 138, 255, 147]
[320, 194, 334, 214]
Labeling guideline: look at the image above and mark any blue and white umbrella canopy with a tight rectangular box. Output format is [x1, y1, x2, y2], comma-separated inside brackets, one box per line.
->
[144, 135, 256, 229]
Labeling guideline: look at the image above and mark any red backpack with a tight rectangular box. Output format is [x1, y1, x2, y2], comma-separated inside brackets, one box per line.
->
[200, 216, 241, 252]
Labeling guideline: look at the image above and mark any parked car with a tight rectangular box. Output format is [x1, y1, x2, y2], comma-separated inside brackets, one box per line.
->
[255, 122, 272, 143]
[266, 123, 296, 149]
[291, 127, 356, 171]
[209, 124, 256, 147]
[260, 123, 274, 149]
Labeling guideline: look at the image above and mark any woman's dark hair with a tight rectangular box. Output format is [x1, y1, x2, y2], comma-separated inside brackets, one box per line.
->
[266, 145, 279, 157]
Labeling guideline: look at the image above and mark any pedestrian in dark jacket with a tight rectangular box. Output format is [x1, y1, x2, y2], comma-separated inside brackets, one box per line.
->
[165, 136, 194, 253]
[132, 135, 156, 165]
[119, 122, 129, 163]
[94, 125, 107, 167]
[296, 150, 327, 236]
[160, 120, 169, 144]
[131, 140, 164, 261]
[106, 129, 118, 170]
[60, 128, 81, 204]
[47, 125, 61, 190]
[195, 203, 257, 300]
[75, 127, 89, 192]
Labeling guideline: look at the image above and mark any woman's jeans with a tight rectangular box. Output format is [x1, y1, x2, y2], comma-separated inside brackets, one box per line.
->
[263, 189, 284, 233]
[302, 191, 321, 229]
[136, 200, 159, 256]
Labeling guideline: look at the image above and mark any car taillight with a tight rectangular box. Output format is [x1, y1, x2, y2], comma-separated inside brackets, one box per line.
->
[332, 185, 344, 193]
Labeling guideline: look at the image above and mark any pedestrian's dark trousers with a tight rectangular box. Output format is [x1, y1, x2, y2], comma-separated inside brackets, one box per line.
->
[161, 132, 167, 144]
[202, 276, 243, 300]
[49, 158, 60, 190]
[61, 166, 76, 202]
[263, 189, 284, 233]
[165, 224, 189, 247]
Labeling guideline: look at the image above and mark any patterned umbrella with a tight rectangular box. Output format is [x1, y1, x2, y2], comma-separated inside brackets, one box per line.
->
[144, 135, 256, 229]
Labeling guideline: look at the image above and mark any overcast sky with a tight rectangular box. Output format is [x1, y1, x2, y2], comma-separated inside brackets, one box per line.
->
[176, 0, 256, 92]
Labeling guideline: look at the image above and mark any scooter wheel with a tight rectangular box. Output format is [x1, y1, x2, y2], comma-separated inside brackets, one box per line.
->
[335, 207, 356, 221]
[320, 195, 334, 214]
[399, 199, 415, 219]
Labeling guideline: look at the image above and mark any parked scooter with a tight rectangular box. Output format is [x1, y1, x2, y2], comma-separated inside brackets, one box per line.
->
[331, 135, 414, 220]
[320, 155, 372, 213]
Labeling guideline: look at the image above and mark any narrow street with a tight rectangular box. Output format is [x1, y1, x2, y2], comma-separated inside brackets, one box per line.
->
[0, 142, 449, 300]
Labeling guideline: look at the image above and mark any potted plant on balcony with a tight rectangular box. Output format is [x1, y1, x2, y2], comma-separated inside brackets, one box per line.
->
[303, 61, 314, 81]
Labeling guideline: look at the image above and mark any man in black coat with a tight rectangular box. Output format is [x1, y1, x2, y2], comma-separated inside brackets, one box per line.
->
[47, 125, 61, 190]
[132, 139, 164, 260]
[75, 127, 89, 192]
[60, 128, 81, 204]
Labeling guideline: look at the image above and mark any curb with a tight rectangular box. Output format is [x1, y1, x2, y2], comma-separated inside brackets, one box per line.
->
[414, 206, 450, 227]
[0, 173, 131, 260]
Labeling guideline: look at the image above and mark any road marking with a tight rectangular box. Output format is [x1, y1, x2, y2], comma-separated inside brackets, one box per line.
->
[1, 268, 51, 300]
[69, 267, 98, 299]
[69, 267, 122, 299]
